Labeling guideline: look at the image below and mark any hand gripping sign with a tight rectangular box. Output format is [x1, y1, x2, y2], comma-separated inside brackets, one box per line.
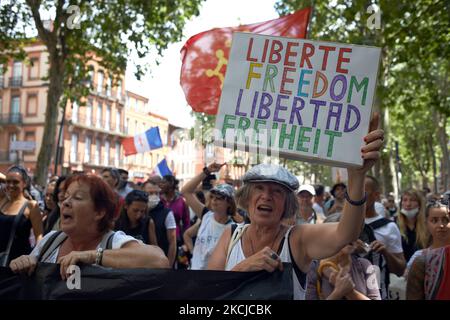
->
[214, 32, 381, 168]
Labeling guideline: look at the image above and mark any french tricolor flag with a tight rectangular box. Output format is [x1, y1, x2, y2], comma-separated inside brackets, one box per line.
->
[154, 159, 172, 177]
[122, 127, 163, 156]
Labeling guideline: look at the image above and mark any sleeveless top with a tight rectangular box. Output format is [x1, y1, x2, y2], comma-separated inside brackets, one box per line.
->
[0, 201, 32, 262]
[225, 225, 307, 300]
[190, 211, 232, 270]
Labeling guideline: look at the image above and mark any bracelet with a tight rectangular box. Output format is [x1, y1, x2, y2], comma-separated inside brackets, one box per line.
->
[95, 247, 104, 266]
[203, 166, 211, 176]
[344, 191, 367, 206]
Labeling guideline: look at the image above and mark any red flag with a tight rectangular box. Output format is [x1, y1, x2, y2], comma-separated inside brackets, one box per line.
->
[180, 7, 311, 115]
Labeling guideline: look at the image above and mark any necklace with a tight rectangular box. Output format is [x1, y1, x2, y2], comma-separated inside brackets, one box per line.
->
[247, 226, 282, 256]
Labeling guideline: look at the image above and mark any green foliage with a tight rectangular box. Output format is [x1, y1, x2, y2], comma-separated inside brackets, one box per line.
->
[0, 0, 205, 184]
[275, 0, 450, 191]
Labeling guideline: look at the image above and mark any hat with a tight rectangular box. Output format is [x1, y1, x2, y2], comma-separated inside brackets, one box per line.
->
[210, 184, 234, 198]
[243, 164, 299, 192]
[331, 182, 346, 197]
[298, 184, 316, 196]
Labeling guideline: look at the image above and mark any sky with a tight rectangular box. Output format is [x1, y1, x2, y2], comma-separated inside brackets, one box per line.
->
[125, 0, 279, 128]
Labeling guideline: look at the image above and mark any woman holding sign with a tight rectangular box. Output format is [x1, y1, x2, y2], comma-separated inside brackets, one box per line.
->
[208, 114, 384, 300]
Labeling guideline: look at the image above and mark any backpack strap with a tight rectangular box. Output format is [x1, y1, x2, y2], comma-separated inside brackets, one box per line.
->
[226, 224, 249, 264]
[368, 217, 393, 230]
[37, 231, 67, 262]
[98, 230, 115, 250]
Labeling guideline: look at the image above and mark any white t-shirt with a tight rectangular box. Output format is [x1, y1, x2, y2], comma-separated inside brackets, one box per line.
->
[165, 211, 177, 229]
[226, 226, 305, 300]
[365, 214, 403, 254]
[190, 211, 231, 270]
[312, 203, 325, 217]
[30, 230, 139, 263]
[374, 202, 386, 217]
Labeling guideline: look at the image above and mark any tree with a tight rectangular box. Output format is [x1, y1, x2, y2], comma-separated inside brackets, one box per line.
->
[275, 0, 450, 193]
[0, 0, 204, 185]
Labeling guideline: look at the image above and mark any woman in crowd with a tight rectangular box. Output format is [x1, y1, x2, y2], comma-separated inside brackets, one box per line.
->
[9, 174, 168, 278]
[159, 175, 190, 247]
[405, 199, 450, 274]
[0, 165, 43, 266]
[114, 190, 157, 245]
[181, 163, 238, 269]
[407, 200, 450, 299]
[396, 189, 428, 262]
[207, 115, 384, 300]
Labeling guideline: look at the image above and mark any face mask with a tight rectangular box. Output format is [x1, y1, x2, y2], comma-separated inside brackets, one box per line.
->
[148, 195, 160, 209]
[401, 207, 419, 218]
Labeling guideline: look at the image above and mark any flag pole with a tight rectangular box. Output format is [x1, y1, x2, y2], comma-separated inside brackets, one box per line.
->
[306, 1, 315, 39]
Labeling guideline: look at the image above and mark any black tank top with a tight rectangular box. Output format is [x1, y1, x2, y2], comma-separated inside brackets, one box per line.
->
[0, 202, 32, 262]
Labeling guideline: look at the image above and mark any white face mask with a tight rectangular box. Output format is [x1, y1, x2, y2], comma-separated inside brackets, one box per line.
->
[401, 207, 419, 218]
[148, 195, 160, 209]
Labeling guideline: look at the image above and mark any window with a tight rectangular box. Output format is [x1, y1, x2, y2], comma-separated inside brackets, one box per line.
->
[13, 61, 22, 78]
[26, 94, 37, 116]
[11, 96, 20, 114]
[125, 118, 129, 135]
[95, 138, 101, 165]
[115, 142, 120, 167]
[85, 136, 91, 163]
[86, 100, 92, 126]
[104, 140, 110, 166]
[115, 110, 121, 132]
[117, 80, 122, 99]
[88, 67, 94, 89]
[105, 105, 111, 131]
[70, 133, 78, 162]
[96, 103, 102, 127]
[24, 131, 36, 155]
[72, 101, 79, 123]
[29, 58, 39, 79]
[106, 77, 112, 96]
[9, 133, 17, 162]
[97, 71, 104, 94]
[135, 120, 138, 134]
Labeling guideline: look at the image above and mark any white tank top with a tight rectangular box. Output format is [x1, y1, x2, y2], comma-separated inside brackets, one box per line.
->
[225, 225, 306, 300]
[190, 211, 231, 270]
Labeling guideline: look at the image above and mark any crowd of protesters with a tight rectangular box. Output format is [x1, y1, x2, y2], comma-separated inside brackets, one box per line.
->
[1, 120, 449, 299]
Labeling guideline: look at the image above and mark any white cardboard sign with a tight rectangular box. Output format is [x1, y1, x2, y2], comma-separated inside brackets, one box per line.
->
[214, 32, 381, 167]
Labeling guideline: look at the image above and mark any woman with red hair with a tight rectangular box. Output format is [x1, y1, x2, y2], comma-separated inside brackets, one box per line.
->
[9, 174, 168, 278]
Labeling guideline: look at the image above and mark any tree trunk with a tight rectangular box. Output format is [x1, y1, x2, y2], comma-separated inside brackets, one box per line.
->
[437, 113, 449, 191]
[34, 57, 65, 186]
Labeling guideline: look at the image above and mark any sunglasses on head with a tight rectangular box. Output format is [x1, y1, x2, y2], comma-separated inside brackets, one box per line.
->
[211, 192, 226, 200]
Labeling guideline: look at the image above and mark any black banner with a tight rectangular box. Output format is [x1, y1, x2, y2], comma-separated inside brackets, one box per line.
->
[0, 263, 292, 300]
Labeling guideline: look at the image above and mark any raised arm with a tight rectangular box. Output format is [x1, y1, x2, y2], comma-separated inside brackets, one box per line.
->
[180, 162, 225, 218]
[291, 114, 384, 271]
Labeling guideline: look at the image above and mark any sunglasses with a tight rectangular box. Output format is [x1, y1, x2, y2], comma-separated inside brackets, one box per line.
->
[210, 193, 226, 201]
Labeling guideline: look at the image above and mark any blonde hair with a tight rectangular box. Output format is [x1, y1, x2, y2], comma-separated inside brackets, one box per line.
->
[237, 183, 298, 220]
[398, 189, 428, 248]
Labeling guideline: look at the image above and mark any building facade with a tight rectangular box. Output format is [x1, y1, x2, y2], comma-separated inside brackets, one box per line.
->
[123, 90, 169, 182]
[0, 42, 168, 181]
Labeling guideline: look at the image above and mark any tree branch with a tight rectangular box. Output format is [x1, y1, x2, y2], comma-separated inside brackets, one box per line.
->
[25, 0, 51, 46]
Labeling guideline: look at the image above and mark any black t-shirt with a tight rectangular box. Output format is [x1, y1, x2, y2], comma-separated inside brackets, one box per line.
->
[402, 226, 420, 262]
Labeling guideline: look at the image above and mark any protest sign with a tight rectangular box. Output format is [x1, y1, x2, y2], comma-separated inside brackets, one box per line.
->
[214, 32, 381, 167]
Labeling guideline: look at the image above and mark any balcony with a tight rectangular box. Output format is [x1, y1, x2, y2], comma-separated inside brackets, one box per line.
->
[0, 113, 23, 126]
[70, 114, 126, 135]
[0, 150, 18, 163]
[9, 77, 22, 88]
